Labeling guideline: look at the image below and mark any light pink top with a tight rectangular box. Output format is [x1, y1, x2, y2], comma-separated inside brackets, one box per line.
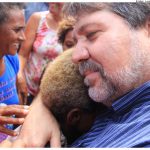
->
[24, 11, 63, 96]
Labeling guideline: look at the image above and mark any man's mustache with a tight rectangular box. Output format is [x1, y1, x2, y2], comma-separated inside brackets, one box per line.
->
[79, 59, 105, 78]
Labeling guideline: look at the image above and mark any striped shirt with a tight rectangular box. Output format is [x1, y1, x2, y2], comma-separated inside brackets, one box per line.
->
[71, 81, 150, 148]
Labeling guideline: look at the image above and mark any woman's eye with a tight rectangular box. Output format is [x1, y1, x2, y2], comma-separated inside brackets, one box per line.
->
[65, 41, 75, 48]
[14, 28, 20, 33]
[14, 27, 25, 33]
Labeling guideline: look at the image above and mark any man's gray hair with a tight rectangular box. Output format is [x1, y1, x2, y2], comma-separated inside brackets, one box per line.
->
[63, 2, 150, 28]
[0, 3, 25, 25]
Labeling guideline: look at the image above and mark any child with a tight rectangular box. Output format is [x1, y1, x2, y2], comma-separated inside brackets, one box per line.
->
[40, 49, 107, 146]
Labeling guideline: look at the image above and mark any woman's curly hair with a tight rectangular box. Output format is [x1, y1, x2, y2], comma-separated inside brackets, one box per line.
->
[57, 17, 75, 45]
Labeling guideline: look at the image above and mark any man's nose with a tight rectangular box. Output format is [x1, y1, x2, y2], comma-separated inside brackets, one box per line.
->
[72, 43, 89, 64]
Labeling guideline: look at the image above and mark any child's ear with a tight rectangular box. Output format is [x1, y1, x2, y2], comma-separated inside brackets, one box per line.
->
[66, 108, 81, 126]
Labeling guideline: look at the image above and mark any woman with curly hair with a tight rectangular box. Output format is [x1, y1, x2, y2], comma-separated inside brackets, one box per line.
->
[57, 18, 76, 50]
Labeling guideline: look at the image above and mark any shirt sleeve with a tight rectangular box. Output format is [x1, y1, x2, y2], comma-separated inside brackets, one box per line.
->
[6, 54, 19, 75]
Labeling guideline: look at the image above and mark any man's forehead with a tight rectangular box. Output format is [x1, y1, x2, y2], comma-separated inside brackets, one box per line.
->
[73, 9, 123, 35]
[73, 10, 104, 29]
[72, 11, 107, 37]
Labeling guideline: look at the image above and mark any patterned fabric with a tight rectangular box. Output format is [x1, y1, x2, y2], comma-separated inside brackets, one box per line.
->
[24, 11, 63, 96]
[71, 81, 150, 148]
[0, 54, 19, 142]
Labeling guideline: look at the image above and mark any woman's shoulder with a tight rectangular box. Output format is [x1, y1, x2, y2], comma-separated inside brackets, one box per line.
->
[5, 54, 19, 74]
[27, 11, 48, 27]
[30, 12, 42, 21]
[31, 11, 49, 19]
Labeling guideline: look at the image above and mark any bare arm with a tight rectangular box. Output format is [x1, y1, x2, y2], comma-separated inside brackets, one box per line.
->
[18, 93, 61, 147]
[0, 139, 26, 148]
[17, 13, 41, 105]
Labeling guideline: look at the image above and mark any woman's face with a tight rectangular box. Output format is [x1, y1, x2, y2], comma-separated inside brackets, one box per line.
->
[49, 3, 64, 16]
[0, 9, 25, 57]
[63, 30, 76, 50]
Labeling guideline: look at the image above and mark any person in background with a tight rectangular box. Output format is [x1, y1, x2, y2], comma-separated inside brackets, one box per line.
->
[24, 2, 49, 22]
[57, 18, 76, 50]
[17, 3, 63, 105]
[0, 3, 29, 142]
[41, 49, 107, 146]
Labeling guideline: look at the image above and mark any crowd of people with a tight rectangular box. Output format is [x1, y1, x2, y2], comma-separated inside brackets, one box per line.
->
[0, 2, 150, 148]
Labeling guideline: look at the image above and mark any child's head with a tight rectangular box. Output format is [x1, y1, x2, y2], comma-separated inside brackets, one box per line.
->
[40, 49, 105, 144]
[57, 18, 76, 50]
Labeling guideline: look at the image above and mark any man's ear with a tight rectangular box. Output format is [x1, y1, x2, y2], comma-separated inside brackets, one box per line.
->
[66, 108, 81, 126]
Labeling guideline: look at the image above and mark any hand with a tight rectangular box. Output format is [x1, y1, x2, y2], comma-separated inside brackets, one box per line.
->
[18, 93, 61, 147]
[16, 72, 28, 105]
[0, 105, 29, 136]
[0, 139, 26, 147]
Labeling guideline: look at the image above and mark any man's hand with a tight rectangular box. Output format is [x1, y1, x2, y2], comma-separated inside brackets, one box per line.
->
[16, 72, 28, 105]
[18, 93, 61, 147]
[0, 105, 29, 136]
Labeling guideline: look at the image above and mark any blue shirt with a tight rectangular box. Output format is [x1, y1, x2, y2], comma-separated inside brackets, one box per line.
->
[71, 81, 150, 147]
[0, 54, 19, 105]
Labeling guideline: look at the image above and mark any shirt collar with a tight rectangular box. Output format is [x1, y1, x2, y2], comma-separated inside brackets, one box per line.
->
[112, 81, 150, 113]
